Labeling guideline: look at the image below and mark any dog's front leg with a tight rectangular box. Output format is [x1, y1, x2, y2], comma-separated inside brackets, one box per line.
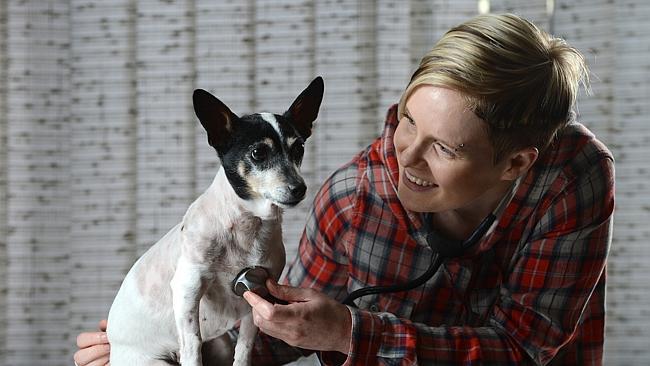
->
[233, 313, 257, 366]
[170, 257, 207, 366]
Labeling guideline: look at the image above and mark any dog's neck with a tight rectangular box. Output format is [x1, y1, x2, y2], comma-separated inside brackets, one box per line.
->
[208, 166, 280, 221]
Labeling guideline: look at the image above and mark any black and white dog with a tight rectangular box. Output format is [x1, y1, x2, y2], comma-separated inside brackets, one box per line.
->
[106, 77, 324, 366]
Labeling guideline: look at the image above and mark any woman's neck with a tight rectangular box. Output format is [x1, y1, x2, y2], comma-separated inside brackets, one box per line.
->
[432, 179, 515, 240]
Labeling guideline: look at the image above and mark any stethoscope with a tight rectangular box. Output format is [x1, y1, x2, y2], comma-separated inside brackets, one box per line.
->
[231, 179, 518, 308]
[232, 266, 288, 305]
[229, 185, 518, 366]
[340, 178, 518, 307]
[230, 212, 495, 308]
[341, 211, 496, 307]
[228, 215, 493, 366]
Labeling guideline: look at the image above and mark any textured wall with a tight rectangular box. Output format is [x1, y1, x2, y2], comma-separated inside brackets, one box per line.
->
[2, 1, 72, 364]
[550, 0, 650, 362]
[0, 0, 647, 365]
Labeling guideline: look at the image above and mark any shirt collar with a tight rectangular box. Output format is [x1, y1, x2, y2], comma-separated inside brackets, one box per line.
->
[379, 104, 401, 197]
[377, 105, 429, 235]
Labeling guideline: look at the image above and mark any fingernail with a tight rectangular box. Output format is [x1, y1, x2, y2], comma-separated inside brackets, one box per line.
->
[101, 333, 108, 342]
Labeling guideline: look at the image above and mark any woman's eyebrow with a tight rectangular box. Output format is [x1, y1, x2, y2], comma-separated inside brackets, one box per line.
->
[404, 106, 467, 152]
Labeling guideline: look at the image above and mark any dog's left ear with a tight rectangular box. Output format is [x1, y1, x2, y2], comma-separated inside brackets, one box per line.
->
[284, 76, 324, 139]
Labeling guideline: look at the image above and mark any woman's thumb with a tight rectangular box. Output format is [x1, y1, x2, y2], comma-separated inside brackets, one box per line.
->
[266, 279, 312, 302]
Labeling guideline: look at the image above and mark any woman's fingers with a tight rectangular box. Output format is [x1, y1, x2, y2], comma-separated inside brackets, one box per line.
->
[74, 319, 110, 366]
[266, 279, 314, 302]
[73, 343, 110, 365]
[84, 355, 110, 366]
[76, 331, 108, 349]
[98, 319, 108, 332]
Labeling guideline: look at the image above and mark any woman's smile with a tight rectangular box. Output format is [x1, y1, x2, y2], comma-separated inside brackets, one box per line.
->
[404, 170, 436, 191]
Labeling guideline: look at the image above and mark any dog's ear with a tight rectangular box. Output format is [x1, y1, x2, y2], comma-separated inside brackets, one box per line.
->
[284, 76, 324, 140]
[193, 89, 238, 148]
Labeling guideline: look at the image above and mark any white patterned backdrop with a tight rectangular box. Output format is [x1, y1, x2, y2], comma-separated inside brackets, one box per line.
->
[0, 0, 648, 365]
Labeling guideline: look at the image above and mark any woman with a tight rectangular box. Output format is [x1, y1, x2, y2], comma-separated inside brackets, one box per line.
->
[76, 13, 614, 365]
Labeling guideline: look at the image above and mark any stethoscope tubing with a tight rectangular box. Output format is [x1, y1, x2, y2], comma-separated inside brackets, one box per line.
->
[342, 252, 444, 307]
[341, 212, 496, 308]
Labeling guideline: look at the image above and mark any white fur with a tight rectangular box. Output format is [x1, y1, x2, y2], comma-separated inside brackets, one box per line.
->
[107, 166, 286, 366]
[260, 112, 282, 139]
[286, 136, 298, 147]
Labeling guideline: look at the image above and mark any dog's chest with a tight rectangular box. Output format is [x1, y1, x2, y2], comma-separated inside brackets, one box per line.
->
[198, 213, 283, 339]
[192, 207, 284, 285]
[204, 211, 279, 269]
[229, 213, 265, 251]
[197, 286, 251, 340]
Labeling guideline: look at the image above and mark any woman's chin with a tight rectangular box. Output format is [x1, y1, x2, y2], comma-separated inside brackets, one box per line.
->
[397, 186, 437, 213]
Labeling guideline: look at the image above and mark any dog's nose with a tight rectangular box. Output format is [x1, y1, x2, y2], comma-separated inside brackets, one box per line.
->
[288, 183, 306, 198]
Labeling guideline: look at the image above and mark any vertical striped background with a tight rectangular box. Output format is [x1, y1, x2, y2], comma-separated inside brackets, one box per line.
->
[0, 0, 647, 364]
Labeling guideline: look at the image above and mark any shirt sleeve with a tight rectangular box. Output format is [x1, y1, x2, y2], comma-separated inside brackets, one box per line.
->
[323, 154, 615, 365]
[243, 159, 360, 365]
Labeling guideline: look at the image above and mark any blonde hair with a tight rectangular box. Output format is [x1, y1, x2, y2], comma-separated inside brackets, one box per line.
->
[398, 13, 590, 162]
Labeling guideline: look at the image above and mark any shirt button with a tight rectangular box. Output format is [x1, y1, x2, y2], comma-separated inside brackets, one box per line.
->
[369, 304, 380, 312]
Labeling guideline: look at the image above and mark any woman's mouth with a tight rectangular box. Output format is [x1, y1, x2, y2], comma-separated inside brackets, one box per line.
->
[403, 170, 437, 191]
[405, 170, 434, 186]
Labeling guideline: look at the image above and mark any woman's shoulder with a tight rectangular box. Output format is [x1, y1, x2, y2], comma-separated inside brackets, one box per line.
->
[562, 122, 612, 156]
[534, 122, 613, 176]
[555, 122, 614, 179]
[525, 121, 615, 209]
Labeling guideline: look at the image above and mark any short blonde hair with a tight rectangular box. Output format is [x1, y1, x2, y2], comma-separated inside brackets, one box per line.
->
[398, 13, 590, 162]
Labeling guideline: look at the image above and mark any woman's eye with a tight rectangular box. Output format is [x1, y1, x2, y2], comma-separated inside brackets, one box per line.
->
[436, 143, 456, 158]
[400, 113, 416, 127]
[406, 116, 415, 126]
[251, 147, 268, 161]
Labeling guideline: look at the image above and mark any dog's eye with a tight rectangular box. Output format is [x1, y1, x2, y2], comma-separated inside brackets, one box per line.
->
[291, 142, 305, 158]
[251, 147, 269, 162]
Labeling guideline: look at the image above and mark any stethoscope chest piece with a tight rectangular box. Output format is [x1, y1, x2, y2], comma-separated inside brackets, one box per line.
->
[232, 266, 271, 297]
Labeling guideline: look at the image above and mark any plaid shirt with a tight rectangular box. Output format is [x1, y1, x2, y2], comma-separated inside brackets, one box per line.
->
[248, 105, 615, 365]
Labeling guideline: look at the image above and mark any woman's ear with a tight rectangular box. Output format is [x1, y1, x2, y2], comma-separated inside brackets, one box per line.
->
[501, 147, 539, 181]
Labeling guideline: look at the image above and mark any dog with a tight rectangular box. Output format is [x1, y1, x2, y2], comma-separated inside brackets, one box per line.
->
[106, 77, 324, 366]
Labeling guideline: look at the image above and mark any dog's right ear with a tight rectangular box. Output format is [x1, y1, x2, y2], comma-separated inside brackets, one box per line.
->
[193, 89, 238, 148]
[284, 76, 324, 140]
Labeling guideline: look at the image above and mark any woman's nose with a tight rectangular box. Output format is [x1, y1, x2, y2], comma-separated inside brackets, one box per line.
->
[400, 140, 426, 166]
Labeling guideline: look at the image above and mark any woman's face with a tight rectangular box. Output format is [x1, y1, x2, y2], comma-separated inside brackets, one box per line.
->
[394, 86, 511, 215]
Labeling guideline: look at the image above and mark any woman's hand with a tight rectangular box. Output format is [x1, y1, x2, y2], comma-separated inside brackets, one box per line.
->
[74, 319, 110, 366]
[243, 279, 352, 355]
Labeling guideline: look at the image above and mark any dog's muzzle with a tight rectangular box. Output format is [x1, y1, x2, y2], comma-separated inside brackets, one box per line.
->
[268, 181, 307, 207]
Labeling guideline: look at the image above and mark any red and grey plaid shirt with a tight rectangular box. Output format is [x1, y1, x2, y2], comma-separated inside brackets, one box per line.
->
[249, 105, 615, 365]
